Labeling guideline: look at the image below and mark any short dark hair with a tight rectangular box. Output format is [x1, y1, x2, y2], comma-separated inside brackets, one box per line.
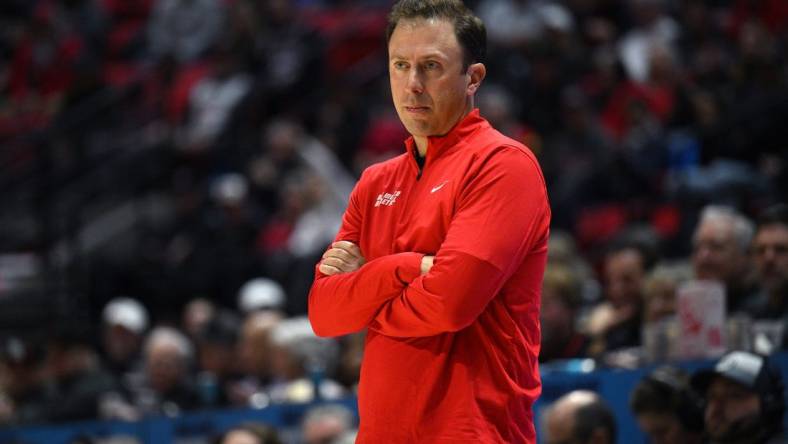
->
[386, 0, 486, 68]
[630, 366, 704, 432]
[573, 397, 617, 444]
[605, 231, 659, 273]
[757, 203, 788, 230]
[631, 367, 689, 415]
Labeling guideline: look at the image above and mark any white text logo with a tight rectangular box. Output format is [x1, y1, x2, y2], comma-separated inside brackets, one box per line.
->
[375, 191, 401, 207]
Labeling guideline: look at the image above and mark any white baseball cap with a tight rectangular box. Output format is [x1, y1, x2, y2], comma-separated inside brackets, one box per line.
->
[103, 297, 149, 334]
[238, 278, 285, 313]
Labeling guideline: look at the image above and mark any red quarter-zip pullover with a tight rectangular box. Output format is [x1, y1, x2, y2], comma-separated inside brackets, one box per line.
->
[308, 109, 550, 443]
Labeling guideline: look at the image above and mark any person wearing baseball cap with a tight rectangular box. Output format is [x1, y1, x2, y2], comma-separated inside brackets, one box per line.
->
[691, 350, 786, 444]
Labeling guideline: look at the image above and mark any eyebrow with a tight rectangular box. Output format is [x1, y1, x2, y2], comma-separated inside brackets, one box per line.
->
[389, 52, 448, 61]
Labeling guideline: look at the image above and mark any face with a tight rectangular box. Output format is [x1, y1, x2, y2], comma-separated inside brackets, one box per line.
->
[222, 430, 260, 444]
[103, 325, 141, 363]
[636, 412, 687, 444]
[644, 280, 677, 323]
[692, 219, 746, 283]
[388, 18, 483, 145]
[605, 249, 645, 308]
[704, 377, 761, 441]
[752, 224, 788, 293]
[146, 343, 185, 393]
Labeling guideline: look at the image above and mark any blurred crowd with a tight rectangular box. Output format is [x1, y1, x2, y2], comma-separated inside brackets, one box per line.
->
[542, 350, 786, 444]
[0, 0, 787, 441]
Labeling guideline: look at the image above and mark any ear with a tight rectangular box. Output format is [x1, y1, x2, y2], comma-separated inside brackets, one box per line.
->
[466, 62, 486, 96]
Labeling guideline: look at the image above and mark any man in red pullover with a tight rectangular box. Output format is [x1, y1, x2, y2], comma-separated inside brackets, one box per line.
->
[308, 1, 550, 442]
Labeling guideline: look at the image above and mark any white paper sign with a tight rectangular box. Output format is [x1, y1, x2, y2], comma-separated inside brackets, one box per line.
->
[676, 280, 727, 359]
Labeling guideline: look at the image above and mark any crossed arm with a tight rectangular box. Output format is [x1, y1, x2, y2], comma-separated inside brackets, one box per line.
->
[307, 147, 549, 338]
[320, 241, 433, 276]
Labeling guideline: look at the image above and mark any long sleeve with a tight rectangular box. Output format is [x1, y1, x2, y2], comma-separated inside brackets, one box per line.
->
[368, 147, 550, 337]
[308, 252, 423, 337]
[307, 169, 423, 337]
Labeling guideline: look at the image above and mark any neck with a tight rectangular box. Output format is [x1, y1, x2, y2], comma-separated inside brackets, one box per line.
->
[414, 136, 428, 157]
[413, 98, 475, 158]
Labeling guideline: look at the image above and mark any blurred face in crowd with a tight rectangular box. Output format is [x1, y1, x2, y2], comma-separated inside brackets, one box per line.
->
[103, 325, 142, 364]
[604, 248, 644, 309]
[222, 430, 261, 444]
[704, 377, 761, 442]
[643, 279, 677, 323]
[540, 284, 575, 350]
[752, 224, 788, 294]
[692, 218, 747, 284]
[239, 313, 281, 378]
[635, 412, 690, 444]
[146, 342, 186, 393]
[182, 298, 215, 339]
[388, 18, 484, 151]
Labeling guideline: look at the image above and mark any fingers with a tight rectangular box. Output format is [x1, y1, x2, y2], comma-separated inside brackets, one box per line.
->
[332, 241, 363, 257]
[322, 246, 358, 263]
[421, 255, 435, 275]
[319, 262, 343, 276]
[320, 241, 366, 275]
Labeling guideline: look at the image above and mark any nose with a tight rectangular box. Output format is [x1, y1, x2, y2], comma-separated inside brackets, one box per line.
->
[407, 68, 424, 94]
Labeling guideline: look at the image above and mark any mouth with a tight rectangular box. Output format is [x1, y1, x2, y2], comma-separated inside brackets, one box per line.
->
[404, 106, 430, 114]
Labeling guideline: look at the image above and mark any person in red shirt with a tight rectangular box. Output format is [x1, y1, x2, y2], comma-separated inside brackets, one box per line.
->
[308, 1, 550, 442]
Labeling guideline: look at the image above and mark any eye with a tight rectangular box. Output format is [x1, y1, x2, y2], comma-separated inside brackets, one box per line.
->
[393, 61, 409, 70]
[424, 61, 440, 70]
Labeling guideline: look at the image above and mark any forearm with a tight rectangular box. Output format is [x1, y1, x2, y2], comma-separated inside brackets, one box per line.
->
[368, 250, 506, 337]
[307, 252, 423, 337]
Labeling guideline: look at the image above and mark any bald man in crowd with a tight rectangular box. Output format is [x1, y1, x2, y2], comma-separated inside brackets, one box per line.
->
[542, 390, 617, 444]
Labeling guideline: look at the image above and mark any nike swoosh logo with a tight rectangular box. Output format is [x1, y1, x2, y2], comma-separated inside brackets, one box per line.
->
[431, 181, 449, 193]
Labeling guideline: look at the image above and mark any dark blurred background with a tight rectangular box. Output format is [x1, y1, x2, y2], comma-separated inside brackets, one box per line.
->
[0, 0, 786, 441]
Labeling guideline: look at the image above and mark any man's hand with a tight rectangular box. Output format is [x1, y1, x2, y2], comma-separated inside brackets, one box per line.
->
[319, 241, 366, 276]
[421, 255, 435, 275]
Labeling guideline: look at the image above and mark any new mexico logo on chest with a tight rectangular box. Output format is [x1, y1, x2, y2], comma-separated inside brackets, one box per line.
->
[375, 190, 401, 207]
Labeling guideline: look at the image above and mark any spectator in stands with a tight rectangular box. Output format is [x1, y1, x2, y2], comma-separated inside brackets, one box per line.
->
[642, 262, 692, 324]
[252, 0, 324, 112]
[217, 422, 282, 444]
[175, 43, 252, 153]
[301, 404, 356, 444]
[0, 337, 49, 425]
[194, 310, 242, 407]
[101, 297, 149, 376]
[231, 311, 284, 407]
[691, 205, 756, 312]
[131, 326, 200, 416]
[42, 332, 119, 423]
[539, 263, 589, 363]
[267, 317, 344, 404]
[237, 278, 286, 316]
[691, 350, 786, 444]
[335, 331, 366, 394]
[744, 204, 788, 349]
[182, 297, 217, 341]
[630, 366, 704, 444]
[542, 390, 617, 444]
[587, 234, 657, 355]
[640, 262, 692, 362]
